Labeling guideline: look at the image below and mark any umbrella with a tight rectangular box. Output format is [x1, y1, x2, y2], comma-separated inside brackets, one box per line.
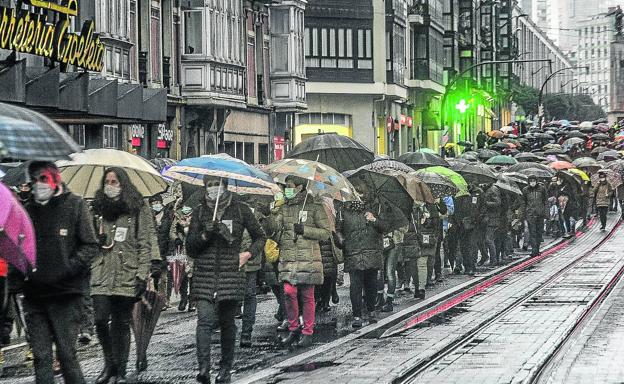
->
[488, 130, 505, 139]
[544, 148, 565, 155]
[597, 150, 621, 162]
[397, 152, 450, 170]
[542, 143, 563, 151]
[573, 157, 602, 171]
[0, 103, 82, 161]
[568, 168, 590, 182]
[57, 149, 169, 199]
[549, 161, 575, 170]
[0, 183, 36, 273]
[565, 131, 587, 139]
[413, 170, 458, 198]
[507, 162, 555, 175]
[504, 172, 529, 186]
[419, 166, 469, 196]
[605, 160, 624, 179]
[458, 141, 473, 147]
[516, 167, 554, 180]
[591, 133, 610, 141]
[265, 158, 356, 202]
[591, 146, 609, 156]
[489, 142, 512, 151]
[580, 126, 595, 133]
[477, 149, 499, 161]
[132, 287, 166, 372]
[362, 159, 416, 174]
[286, 133, 374, 173]
[485, 155, 518, 166]
[579, 121, 593, 129]
[592, 169, 623, 188]
[460, 151, 479, 162]
[149, 158, 178, 172]
[562, 138, 585, 149]
[415, 148, 438, 154]
[555, 171, 583, 193]
[500, 126, 514, 133]
[514, 152, 542, 162]
[0, 162, 30, 187]
[495, 174, 523, 195]
[450, 161, 497, 184]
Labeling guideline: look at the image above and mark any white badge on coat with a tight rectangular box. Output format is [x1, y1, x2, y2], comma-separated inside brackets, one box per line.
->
[472, 197, 478, 204]
[59, 229, 68, 236]
[422, 234, 430, 244]
[114, 227, 128, 242]
[383, 238, 390, 249]
[222, 220, 233, 234]
[299, 211, 308, 223]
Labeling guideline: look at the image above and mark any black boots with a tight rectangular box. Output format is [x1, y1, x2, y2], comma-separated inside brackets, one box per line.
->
[240, 333, 252, 348]
[196, 366, 211, 384]
[215, 368, 232, 383]
[415, 289, 426, 300]
[280, 331, 299, 348]
[381, 297, 394, 312]
[297, 335, 313, 348]
[95, 365, 116, 384]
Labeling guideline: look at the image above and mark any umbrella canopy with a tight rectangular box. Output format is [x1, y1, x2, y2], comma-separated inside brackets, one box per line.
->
[397, 152, 450, 170]
[415, 148, 438, 154]
[507, 162, 555, 175]
[504, 172, 529, 186]
[149, 158, 178, 172]
[591, 146, 609, 156]
[514, 152, 542, 162]
[57, 149, 169, 198]
[0, 103, 82, 161]
[413, 170, 459, 198]
[363, 159, 416, 174]
[500, 126, 514, 133]
[495, 174, 523, 195]
[460, 151, 479, 162]
[420, 166, 469, 196]
[0, 183, 36, 273]
[265, 158, 356, 201]
[516, 167, 554, 180]
[549, 161, 575, 170]
[592, 169, 623, 188]
[477, 149, 499, 161]
[562, 137, 585, 149]
[565, 131, 587, 139]
[542, 143, 563, 151]
[605, 160, 624, 179]
[485, 155, 518, 166]
[488, 130, 505, 139]
[591, 133, 610, 141]
[0, 161, 30, 187]
[573, 157, 602, 172]
[534, 133, 554, 140]
[568, 168, 590, 182]
[544, 148, 565, 155]
[450, 161, 497, 184]
[597, 150, 621, 162]
[489, 142, 512, 151]
[286, 133, 374, 173]
[579, 121, 593, 129]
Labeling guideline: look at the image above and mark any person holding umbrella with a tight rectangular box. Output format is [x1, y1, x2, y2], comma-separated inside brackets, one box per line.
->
[12, 161, 98, 384]
[481, 183, 503, 266]
[523, 176, 548, 256]
[269, 176, 330, 348]
[594, 171, 614, 231]
[90, 167, 161, 384]
[186, 176, 266, 384]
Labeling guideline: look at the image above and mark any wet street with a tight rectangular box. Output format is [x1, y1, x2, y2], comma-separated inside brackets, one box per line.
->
[3, 214, 624, 383]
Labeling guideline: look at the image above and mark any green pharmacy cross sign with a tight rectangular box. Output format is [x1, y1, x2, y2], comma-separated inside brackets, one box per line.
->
[456, 99, 470, 114]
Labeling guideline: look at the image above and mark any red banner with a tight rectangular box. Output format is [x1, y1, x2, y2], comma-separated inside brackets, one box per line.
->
[274, 136, 285, 160]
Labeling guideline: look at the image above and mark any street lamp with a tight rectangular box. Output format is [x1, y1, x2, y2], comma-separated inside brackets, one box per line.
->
[538, 66, 589, 127]
[560, 78, 577, 90]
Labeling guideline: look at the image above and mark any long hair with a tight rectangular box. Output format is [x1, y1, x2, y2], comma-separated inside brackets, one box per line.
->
[92, 167, 144, 219]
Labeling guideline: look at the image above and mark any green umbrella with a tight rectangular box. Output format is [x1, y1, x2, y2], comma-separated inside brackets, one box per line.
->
[485, 155, 518, 166]
[419, 166, 469, 196]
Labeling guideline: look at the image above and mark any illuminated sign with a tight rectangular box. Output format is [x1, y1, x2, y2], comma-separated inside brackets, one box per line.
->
[456, 99, 470, 114]
[0, 0, 105, 71]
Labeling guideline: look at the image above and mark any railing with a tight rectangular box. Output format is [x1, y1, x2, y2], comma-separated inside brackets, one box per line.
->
[407, 0, 427, 16]
[411, 58, 430, 80]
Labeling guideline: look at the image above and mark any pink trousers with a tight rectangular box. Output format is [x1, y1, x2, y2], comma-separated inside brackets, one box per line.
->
[283, 282, 315, 336]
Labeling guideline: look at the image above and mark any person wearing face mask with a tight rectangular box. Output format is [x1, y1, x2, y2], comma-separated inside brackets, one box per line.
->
[268, 176, 330, 347]
[594, 171, 614, 231]
[523, 176, 548, 257]
[12, 161, 98, 384]
[148, 194, 174, 312]
[186, 176, 265, 384]
[90, 167, 161, 384]
[168, 199, 196, 312]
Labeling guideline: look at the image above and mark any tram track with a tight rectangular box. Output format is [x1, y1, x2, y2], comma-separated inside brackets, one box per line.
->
[396, 219, 624, 384]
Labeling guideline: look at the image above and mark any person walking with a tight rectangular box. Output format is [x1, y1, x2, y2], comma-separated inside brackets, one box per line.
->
[269, 177, 330, 348]
[594, 172, 614, 231]
[483, 184, 503, 265]
[380, 226, 408, 312]
[454, 183, 484, 275]
[149, 194, 175, 304]
[91, 167, 160, 384]
[15, 161, 98, 384]
[523, 176, 548, 256]
[186, 177, 265, 384]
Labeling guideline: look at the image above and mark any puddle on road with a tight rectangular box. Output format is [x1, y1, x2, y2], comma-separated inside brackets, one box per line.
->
[281, 361, 340, 373]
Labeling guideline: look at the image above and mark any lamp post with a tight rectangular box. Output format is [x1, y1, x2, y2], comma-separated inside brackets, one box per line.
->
[538, 66, 589, 127]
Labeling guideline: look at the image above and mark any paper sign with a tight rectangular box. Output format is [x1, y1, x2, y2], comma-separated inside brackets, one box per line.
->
[222, 220, 233, 234]
[299, 211, 308, 223]
[114, 227, 128, 242]
[422, 234, 430, 244]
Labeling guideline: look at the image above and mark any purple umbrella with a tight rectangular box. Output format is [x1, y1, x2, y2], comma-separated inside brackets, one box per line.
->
[0, 183, 36, 273]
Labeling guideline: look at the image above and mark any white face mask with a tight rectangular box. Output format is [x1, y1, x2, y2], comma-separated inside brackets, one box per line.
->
[152, 203, 163, 212]
[529, 181, 537, 187]
[32, 182, 55, 204]
[206, 185, 224, 201]
[104, 184, 122, 199]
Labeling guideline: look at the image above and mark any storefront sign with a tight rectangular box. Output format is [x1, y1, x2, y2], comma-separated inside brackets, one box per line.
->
[274, 136, 285, 160]
[407, 116, 413, 128]
[130, 124, 145, 147]
[156, 123, 173, 149]
[399, 114, 407, 125]
[0, 0, 105, 71]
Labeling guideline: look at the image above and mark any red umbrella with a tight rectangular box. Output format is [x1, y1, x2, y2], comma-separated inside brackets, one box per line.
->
[549, 161, 575, 170]
[0, 183, 36, 273]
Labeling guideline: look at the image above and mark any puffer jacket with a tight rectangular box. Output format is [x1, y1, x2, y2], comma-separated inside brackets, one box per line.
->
[594, 182, 614, 207]
[523, 184, 548, 219]
[269, 193, 331, 286]
[319, 238, 337, 275]
[91, 203, 160, 298]
[186, 196, 265, 302]
[337, 201, 395, 272]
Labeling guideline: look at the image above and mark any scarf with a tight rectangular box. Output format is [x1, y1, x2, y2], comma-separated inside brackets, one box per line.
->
[203, 190, 233, 222]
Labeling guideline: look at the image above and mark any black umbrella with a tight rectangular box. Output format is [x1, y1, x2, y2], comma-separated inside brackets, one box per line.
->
[450, 161, 497, 184]
[0, 162, 29, 186]
[555, 171, 582, 195]
[516, 167, 554, 180]
[397, 152, 449, 170]
[507, 162, 555, 176]
[597, 150, 621, 162]
[413, 170, 458, 198]
[287, 133, 374, 173]
[495, 174, 523, 195]
[460, 151, 479, 162]
[132, 288, 166, 372]
[477, 149, 499, 161]
[566, 131, 587, 139]
[0, 103, 81, 161]
[489, 142, 511, 151]
[504, 172, 529, 186]
[591, 133, 610, 141]
[591, 146, 609, 156]
[580, 126, 595, 133]
[534, 133, 554, 140]
[515, 152, 542, 162]
[149, 158, 178, 172]
[366, 159, 415, 173]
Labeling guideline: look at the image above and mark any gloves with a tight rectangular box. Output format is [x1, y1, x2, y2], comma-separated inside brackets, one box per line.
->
[150, 261, 162, 279]
[293, 223, 305, 235]
[134, 277, 147, 298]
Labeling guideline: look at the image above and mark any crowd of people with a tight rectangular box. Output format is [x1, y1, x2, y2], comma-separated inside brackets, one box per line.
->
[1, 119, 624, 384]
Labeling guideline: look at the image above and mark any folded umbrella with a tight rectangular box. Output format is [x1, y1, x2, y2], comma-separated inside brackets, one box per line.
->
[397, 151, 449, 170]
[57, 149, 168, 198]
[0, 103, 82, 161]
[0, 183, 36, 273]
[286, 133, 374, 173]
[132, 285, 166, 372]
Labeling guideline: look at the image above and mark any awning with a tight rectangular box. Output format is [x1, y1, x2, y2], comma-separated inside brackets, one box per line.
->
[143, 88, 167, 122]
[25, 66, 59, 107]
[0, 60, 25, 103]
[88, 78, 118, 117]
[59, 73, 88, 112]
[117, 83, 144, 119]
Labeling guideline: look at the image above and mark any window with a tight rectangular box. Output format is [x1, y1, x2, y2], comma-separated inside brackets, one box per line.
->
[68, 125, 86, 148]
[151, 7, 161, 82]
[184, 11, 203, 54]
[270, 8, 290, 72]
[102, 125, 119, 149]
[305, 27, 356, 69]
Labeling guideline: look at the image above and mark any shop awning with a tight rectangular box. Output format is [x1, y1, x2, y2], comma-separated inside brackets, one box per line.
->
[117, 83, 144, 119]
[88, 78, 118, 117]
[59, 73, 88, 112]
[0, 60, 25, 103]
[143, 88, 167, 122]
[25, 66, 60, 108]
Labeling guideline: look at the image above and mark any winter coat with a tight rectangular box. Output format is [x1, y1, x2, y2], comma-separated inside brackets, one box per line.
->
[453, 186, 484, 231]
[484, 185, 503, 227]
[19, 189, 98, 300]
[186, 196, 266, 302]
[523, 184, 548, 219]
[402, 208, 421, 260]
[337, 201, 395, 272]
[594, 182, 614, 207]
[319, 238, 338, 275]
[240, 208, 268, 273]
[154, 205, 174, 260]
[90, 203, 160, 298]
[268, 193, 330, 286]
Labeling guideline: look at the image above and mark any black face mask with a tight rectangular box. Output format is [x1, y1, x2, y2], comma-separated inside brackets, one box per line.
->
[18, 190, 31, 201]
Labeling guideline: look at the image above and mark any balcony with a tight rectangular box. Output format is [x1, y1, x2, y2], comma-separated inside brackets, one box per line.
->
[411, 58, 430, 81]
[407, 0, 426, 24]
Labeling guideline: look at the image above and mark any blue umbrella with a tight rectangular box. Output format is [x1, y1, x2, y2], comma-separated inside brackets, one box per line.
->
[162, 154, 279, 196]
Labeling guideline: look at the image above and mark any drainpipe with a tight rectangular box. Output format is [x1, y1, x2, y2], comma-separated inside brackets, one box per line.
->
[372, 95, 386, 154]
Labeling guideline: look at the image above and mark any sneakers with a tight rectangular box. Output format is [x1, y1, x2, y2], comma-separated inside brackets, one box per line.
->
[352, 317, 363, 328]
[296, 335, 313, 348]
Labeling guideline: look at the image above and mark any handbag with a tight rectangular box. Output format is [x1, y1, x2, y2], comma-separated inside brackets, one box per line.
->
[264, 229, 283, 263]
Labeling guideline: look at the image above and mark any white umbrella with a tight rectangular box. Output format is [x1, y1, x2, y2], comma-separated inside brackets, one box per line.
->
[500, 126, 514, 133]
[56, 149, 168, 198]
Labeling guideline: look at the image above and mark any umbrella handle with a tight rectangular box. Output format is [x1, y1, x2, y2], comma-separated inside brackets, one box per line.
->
[212, 178, 222, 222]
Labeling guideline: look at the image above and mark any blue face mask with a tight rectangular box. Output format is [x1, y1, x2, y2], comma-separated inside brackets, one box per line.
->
[151, 203, 163, 212]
